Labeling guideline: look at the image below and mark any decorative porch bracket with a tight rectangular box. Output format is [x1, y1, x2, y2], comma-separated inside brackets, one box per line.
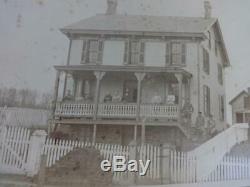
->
[174, 73, 183, 121]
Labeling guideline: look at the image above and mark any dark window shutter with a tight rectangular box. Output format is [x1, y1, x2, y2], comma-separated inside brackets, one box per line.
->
[139, 42, 145, 65]
[97, 40, 104, 64]
[208, 87, 210, 115]
[207, 52, 210, 74]
[85, 40, 90, 63]
[181, 43, 186, 64]
[81, 40, 87, 63]
[124, 41, 129, 65]
[166, 42, 171, 65]
[203, 86, 206, 115]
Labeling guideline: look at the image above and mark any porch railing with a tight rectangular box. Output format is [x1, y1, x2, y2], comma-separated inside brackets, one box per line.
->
[98, 103, 137, 118]
[55, 103, 94, 117]
[55, 102, 178, 120]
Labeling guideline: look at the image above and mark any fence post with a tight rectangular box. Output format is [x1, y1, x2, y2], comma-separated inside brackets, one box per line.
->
[26, 130, 47, 177]
[160, 144, 172, 184]
[128, 140, 137, 185]
[0, 125, 7, 164]
[37, 155, 47, 187]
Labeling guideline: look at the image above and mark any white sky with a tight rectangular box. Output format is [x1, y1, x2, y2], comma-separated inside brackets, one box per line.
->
[0, 0, 250, 123]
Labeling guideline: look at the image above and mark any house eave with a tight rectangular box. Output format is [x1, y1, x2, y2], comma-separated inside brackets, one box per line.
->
[60, 28, 205, 40]
[54, 64, 193, 78]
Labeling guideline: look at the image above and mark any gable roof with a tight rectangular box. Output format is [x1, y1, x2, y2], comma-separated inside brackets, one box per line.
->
[229, 90, 248, 105]
[62, 14, 217, 34]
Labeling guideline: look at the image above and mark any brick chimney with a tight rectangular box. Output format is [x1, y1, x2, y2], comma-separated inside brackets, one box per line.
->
[204, 1, 212, 19]
[106, 0, 117, 15]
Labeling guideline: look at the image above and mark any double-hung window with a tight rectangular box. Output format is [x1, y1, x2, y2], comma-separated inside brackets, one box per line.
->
[124, 40, 145, 65]
[166, 42, 186, 66]
[81, 39, 103, 64]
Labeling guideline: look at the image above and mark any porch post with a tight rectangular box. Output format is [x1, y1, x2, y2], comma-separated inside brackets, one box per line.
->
[135, 73, 146, 121]
[134, 125, 137, 142]
[175, 73, 183, 120]
[75, 77, 83, 101]
[92, 124, 97, 145]
[186, 78, 191, 101]
[141, 118, 146, 145]
[52, 70, 61, 117]
[94, 71, 106, 120]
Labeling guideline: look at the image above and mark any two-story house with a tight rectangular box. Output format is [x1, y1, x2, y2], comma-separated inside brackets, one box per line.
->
[230, 88, 250, 124]
[51, 0, 229, 150]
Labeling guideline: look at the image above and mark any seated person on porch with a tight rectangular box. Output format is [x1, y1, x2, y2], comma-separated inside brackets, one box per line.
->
[112, 90, 121, 102]
[104, 92, 112, 103]
[63, 89, 73, 101]
[151, 92, 162, 104]
[166, 95, 176, 105]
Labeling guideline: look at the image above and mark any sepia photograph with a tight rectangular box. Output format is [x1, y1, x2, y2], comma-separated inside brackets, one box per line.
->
[0, 0, 250, 186]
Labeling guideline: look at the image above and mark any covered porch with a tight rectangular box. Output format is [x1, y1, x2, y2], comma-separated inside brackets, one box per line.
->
[52, 65, 192, 122]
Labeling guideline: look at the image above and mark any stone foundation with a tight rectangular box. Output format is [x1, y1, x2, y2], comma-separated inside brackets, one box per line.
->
[57, 124, 188, 150]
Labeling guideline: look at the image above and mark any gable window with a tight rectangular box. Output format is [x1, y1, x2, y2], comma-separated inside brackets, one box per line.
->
[203, 85, 211, 116]
[124, 40, 145, 65]
[166, 42, 186, 65]
[203, 48, 210, 74]
[218, 63, 223, 85]
[81, 39, 103, 64]
[219, 95, 225, 121]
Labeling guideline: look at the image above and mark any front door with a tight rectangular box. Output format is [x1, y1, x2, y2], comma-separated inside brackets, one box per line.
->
[123, 81, 137, 103]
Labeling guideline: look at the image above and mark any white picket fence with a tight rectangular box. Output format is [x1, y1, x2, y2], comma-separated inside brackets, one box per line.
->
[0, 126, 31, 174]
[0, 125, 249, 185]
[205, 155, 250, 182]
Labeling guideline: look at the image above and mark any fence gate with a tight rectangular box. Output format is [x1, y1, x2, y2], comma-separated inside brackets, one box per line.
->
[0, 126, 31, 174]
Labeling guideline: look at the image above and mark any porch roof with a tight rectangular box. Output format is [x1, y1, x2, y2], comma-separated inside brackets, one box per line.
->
[54, 65, 192, 78]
